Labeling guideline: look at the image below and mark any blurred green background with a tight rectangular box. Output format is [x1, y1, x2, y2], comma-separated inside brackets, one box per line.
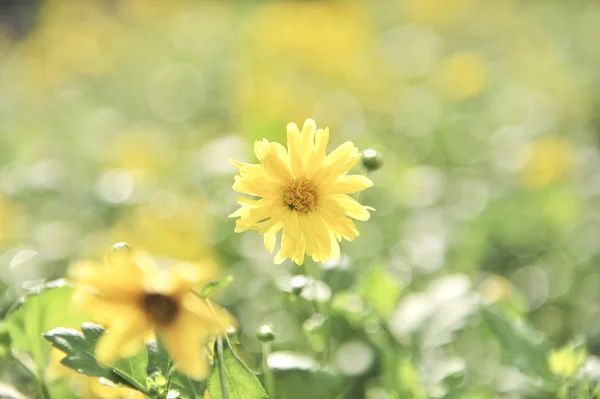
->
[1, 0, 600, 397]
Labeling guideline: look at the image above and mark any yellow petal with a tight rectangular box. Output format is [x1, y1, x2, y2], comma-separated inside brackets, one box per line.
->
[96, 316, 151, 366]
[324, 175, 373, 195]
[305, 127, 330, 178]
[161, 315, 210, 380]
[330, 194, 373, 221]
[299, 118, 317, 161]
[286, 122, 303, 177]
[69, 261, 145, 301]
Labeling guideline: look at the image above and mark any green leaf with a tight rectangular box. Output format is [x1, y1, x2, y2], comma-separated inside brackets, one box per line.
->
[200, 276, 234, 298]
[44, 323, 148, 393]
[359, 267, 402, 316]
[113, 346, 148, 393]
[147, 338, 170, 374]
[171, 372, 206, 399]
[208, 338, 267, 399]
[44, 323, 113, 379]
[269, 352, 346, 399]
[480, 303, 552, 382]
[3, 280, 89, 370]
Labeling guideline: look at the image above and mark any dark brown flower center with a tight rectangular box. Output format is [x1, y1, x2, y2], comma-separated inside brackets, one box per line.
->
[141, 293, 179, 325]
[282, 178, 319, 213]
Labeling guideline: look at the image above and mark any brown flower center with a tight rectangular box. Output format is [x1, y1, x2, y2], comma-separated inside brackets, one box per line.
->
[141, 293, 179, 326]
[282, 178, 319, 213]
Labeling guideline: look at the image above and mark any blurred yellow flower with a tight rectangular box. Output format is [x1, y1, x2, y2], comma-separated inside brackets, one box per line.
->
[230, 119, 373, 265]
[48, 349, 143, 399]
[235, 1, 376, 125]
[438, 52, 487, 100]
[548, 345, 586, 379]
[70, 249, 229, 379]
[17, 0, 129, 94]
[403, 0, 475, 25]
[520, 138, 574, 188]
[479, 275, 510, 304]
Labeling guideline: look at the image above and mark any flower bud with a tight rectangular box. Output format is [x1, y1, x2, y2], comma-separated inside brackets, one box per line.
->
[256, 325, 276, 342]
[110, 242, 132, 255]
[362, 149, 383, 172]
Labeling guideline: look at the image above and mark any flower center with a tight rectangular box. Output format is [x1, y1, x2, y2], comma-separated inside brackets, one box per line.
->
[282, 178, 319, 213]
[141, 293, 179, 326]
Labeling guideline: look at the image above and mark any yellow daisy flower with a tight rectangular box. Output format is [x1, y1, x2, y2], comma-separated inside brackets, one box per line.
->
[70, 248, 229, 379]
[230, 118, 373, 265]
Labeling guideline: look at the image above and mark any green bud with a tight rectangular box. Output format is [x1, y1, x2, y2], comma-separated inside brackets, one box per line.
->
[257, 325, 276, 342]
[362, 149, 383, 171]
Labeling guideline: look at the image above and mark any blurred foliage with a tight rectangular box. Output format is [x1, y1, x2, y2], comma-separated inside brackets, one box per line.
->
[1, 0, 600, 398]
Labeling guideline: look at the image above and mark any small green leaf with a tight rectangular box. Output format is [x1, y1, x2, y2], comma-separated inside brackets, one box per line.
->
[44, 323, 113, 379]
[44, 323, 148, 394]
[208, 338, 267, 399]
[113, 346, 148, 393]
[269, 352, 346, 399]
[200, 276, 234, 298]
[3, 280, 88, 370]
[480, 303, 552, 382]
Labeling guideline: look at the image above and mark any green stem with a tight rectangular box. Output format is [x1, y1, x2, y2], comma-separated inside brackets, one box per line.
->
[217, 336, 229, 399]
[10, 352, 51, 399]
[262, 342, 276, 399]
[39, 383, 51, 399]
[165, 355, 174, 395]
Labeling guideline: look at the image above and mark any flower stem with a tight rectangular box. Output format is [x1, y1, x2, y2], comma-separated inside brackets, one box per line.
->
[261, 341, 276, 399]
[10, 352, 51, 399]
[216, 336, 229, 399]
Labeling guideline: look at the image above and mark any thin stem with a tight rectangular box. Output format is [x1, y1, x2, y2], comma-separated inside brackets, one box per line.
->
[216, 336, 229, 399]
[165, 355, 174, 395]
[39, 383, 51, 399]
[261, 342, 276, 399]
[10, 352, 51, 399]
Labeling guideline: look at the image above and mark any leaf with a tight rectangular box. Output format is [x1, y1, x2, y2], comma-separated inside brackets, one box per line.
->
[208, 338, 267, 399]
[200, 276, 234, 298]
[480, 303, 552, 382]
[147, 338, 170, 374]
[44, 323, 148, 393]
[268, 352, 346, 399]
[171, 372, 207, 399]
[147, 339, 206, 399]
[359, 267, 402, 316]
[113, 346, 149, 393]
[3, 280, 89, 370]
[44, 323, 114, 379]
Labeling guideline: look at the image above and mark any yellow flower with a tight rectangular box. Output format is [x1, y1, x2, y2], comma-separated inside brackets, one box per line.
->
[437, 52, 487, 100]
[70, 249, 229, 379]
[520, 138, 574, 188]
[230, 118, 373, 265]
[548, 345, 586, 379]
